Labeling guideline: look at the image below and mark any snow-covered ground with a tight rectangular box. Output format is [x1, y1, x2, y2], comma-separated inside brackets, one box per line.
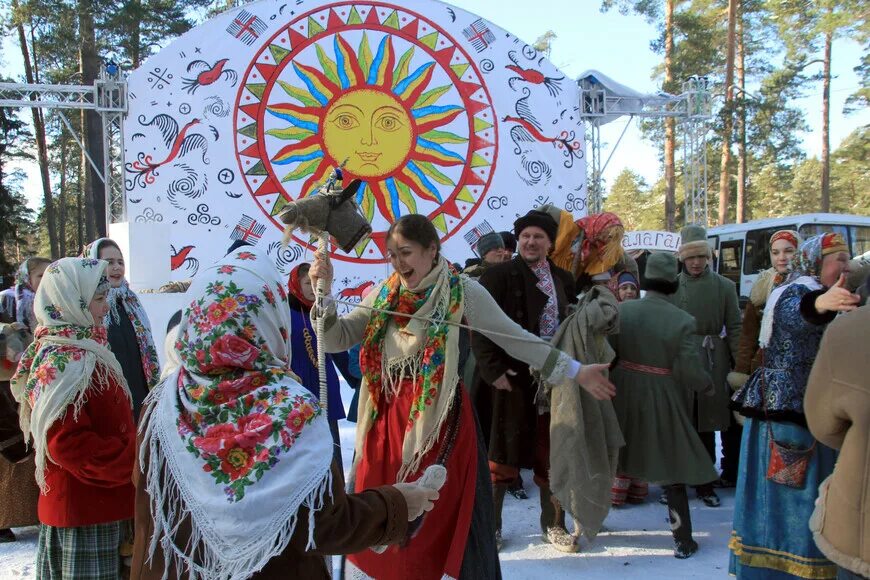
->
[0, 381, 734, 579]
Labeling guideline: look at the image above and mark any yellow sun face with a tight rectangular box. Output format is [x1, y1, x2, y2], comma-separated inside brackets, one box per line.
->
[323, 89, 413, 178]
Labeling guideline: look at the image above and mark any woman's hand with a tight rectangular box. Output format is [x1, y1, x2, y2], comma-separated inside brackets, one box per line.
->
[814, 274, 860, 314]
[393, 483, 440, 520]
[308, 253, 334, 296]
[574, 363, 616, 400]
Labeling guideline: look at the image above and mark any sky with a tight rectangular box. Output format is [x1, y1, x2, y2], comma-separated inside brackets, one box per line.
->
[1, 0, 867, 212]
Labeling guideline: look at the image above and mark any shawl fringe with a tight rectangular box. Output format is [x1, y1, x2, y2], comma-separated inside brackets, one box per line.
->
[140, 382, 334, 580]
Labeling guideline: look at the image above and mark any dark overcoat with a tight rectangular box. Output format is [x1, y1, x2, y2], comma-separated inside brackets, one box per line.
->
[470, 257, 576, 467]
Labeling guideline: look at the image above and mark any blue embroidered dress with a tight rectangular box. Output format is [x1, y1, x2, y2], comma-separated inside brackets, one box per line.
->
[730, 282, 838, 579]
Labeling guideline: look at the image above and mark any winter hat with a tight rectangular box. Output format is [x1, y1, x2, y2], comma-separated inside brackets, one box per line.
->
[678, 224, 712, 261]
[820, 232, 848, 257]
[514, 210, 558, 244]
[500, 231, 517, 253]
[617, 271, 639, 289]
[645, 251, 679, 283]
[476, 232, 505, 258]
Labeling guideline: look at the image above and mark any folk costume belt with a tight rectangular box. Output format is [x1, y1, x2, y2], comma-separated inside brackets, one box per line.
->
[619, 360, 672, 376]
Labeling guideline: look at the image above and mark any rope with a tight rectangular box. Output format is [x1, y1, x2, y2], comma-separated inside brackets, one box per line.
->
[325, 296, 558, 346]
[315, 233, 329, 411]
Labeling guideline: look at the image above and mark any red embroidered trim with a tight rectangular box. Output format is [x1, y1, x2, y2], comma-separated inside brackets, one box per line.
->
[619, 360, 672, 376]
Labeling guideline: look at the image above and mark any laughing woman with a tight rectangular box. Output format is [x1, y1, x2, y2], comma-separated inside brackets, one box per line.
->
[84, 239, 160, 418]
[309, 214, 615, 580]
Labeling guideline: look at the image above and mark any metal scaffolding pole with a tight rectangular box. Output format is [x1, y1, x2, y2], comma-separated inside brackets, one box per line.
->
[577, 73, 712, 225]
[0, 63, 128, 230]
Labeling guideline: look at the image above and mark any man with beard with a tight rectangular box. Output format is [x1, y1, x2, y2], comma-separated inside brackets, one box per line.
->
[673, 225, 742, 507]
[472, 210, 578, 552]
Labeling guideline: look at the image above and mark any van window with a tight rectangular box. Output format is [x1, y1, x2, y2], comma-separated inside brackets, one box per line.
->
[798, 223, 849, 244]
[744, 225, 797, 275]
[708, 235, 719, 271]
[718, 239, 743, 287]
[850, 226, 870, 257]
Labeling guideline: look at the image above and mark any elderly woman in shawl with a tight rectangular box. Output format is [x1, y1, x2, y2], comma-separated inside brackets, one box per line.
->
[730, 233, 859, 579]
[11, 257, 136, 578]
[84, 238, 160, 418]
[309, 214, 614, 580]
[132, 248, 437, 580]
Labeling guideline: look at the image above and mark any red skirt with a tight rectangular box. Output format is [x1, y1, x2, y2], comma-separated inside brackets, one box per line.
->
[349, 381, 477, 580]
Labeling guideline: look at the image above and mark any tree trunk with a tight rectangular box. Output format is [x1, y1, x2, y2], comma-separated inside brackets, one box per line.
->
[663, 0, 677, 231]
[14, 12, 59, 259]
[820, 27, 832, 212]
[59, 133, 68, 256]
[718, 0, 739, 225]
[77, 148, 84, 252]
[78, 0, 107, 240]
[735, 3, 747, 223]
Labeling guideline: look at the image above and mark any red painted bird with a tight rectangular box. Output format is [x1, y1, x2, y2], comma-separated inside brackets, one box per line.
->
[182, 59, 239, 94]
[170, 245, 195, 271]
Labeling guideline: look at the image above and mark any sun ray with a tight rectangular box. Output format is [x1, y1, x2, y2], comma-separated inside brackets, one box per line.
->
[392, 47, 414, 90]
[368, 35, 395, 88]
[357, 32, 374, 82]
[280, 158, 321, 182]
[298, 161, 332, 198]
[394, 62, 435, 103]
[292, 63, 338, 105]
[383, 177, 403, 217]
[398, 162, 443, 203]
[315, 43, 340, 86]
[266, 105, 320, 133]
[367, 179, 396, 221]
[334, 34, 365, 88]
[395, 179, 418, 213]
[273, 141, 322, 165]
[277, 80, 320, 107]
[414, 85, 451, 109]
[266, 126, 316, 141]
[421, 129, 468, 144]
[415, 160, 456, 186]
[358, 182, 375, 222]
[415, 137, 465, 166]
[413, 104, 464, 132]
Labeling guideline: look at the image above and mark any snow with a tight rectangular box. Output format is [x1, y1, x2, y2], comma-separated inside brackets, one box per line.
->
[0, 382, 733, 579]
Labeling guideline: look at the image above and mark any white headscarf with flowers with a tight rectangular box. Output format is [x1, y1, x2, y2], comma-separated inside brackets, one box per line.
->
[10, 257, 128, 492]
[139, 248, 332, 580]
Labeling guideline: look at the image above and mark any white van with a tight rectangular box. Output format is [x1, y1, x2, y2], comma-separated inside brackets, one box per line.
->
[707, 213, 870, 304]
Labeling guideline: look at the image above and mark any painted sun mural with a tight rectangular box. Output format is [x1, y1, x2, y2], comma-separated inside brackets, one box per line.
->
[124, 0, 586, 285]
[236, 5, 496, 261]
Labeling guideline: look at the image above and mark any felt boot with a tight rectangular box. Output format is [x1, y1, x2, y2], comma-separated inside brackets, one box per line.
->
[540, 486, 578, 553]
[665, 484, 698, 559]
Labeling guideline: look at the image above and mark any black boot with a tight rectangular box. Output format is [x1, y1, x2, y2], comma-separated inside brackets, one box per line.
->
[665, 485, 698, 559]
[0, 528, 15, 543]
[508, 473, 528, 500]
[493, 483, 507, 551]
[540, 486, 578, 553]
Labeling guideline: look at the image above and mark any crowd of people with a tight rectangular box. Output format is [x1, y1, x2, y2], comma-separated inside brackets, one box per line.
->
[0, 205, 867, 580]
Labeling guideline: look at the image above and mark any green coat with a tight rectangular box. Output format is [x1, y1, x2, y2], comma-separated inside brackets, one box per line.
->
[609, 294, 718, 486]
[674, 268, 742, 432]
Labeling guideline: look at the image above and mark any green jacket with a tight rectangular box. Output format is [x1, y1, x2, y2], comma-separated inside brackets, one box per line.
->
[608, 293, 717, 485]
[674, 268, 742, 432]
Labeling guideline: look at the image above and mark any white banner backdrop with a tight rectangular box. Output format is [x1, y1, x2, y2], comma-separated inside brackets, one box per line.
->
[125, 0, 586, 303]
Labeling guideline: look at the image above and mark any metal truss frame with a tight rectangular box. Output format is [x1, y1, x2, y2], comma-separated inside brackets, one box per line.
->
[0, 65, 128, 229]
[578, 75, 713, 225]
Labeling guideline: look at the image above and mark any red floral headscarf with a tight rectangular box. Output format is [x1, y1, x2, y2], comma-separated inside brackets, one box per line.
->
[574, 212, 625, 277]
